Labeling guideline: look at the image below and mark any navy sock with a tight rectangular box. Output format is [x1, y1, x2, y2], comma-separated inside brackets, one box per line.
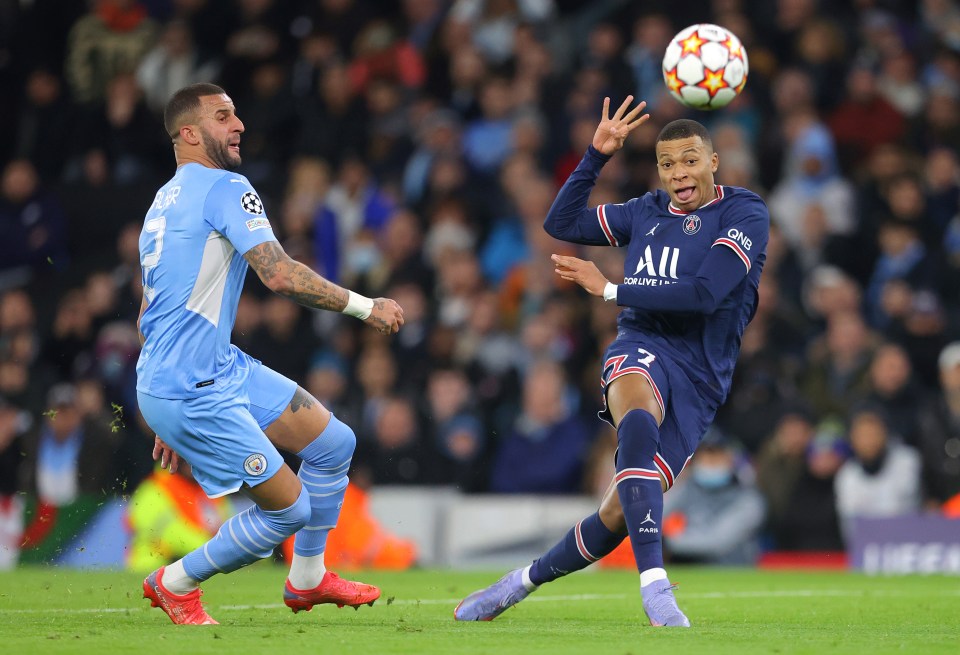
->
[615, 409, 665, 574]
[529, 512, 625, 585]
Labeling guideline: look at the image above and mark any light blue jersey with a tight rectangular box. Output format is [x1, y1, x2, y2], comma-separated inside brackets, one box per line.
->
[137, 163, 277, 399]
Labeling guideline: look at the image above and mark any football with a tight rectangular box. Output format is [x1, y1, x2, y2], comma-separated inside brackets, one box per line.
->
[662, 23, 748, 110]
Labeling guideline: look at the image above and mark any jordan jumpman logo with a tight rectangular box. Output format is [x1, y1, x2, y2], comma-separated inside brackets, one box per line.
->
[640, 510, 656, 525]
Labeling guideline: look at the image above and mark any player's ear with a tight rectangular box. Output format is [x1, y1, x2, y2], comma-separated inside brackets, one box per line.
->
[711, 152, 719, 173]
[179, 124, 201, 146]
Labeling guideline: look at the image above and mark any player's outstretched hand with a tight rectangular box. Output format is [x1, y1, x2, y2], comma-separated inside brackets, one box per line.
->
[552, 254, 610, 297]
[152, 435, 181, 474]
[593, 95, 650, 156]
[364, 298, 404, 335]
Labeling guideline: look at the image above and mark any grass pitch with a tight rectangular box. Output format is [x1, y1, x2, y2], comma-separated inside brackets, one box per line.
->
[1, 565, 958, 654]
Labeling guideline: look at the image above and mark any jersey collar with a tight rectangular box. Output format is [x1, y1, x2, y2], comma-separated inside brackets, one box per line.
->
[668, 185, 724, 215]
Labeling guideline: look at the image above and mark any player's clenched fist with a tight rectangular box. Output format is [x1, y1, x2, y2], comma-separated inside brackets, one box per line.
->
[365, 298, 404, 334]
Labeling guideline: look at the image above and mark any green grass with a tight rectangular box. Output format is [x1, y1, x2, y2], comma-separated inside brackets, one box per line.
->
[1, 564, 958, 654]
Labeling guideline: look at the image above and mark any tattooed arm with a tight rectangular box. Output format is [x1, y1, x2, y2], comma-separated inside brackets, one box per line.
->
[244, 241, 404, 334]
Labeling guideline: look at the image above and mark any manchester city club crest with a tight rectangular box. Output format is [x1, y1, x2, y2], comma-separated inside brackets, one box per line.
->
[244, 453, 267, 476]
[683, 214, 701, 235]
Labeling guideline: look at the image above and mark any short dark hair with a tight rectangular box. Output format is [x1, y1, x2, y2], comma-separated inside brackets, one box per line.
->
[656, 119, 713, 151]
[163, 83, 227, 139]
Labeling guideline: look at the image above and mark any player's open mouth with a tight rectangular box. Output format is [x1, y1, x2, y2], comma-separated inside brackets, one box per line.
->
[675, 186, 696, 203]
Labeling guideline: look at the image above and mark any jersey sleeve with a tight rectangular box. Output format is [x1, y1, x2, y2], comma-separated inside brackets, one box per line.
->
[595, 199, 637, 247]
[711, 192, 769, 273]
[543, 146, 633, 247]
[204, 175, 278, 254]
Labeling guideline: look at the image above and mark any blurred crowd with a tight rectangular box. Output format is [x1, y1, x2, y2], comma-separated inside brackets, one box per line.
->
[1, 0, 960, 562]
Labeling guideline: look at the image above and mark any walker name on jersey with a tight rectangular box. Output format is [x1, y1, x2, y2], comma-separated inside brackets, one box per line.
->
[150, 186, 181, 210]
[624, 245, 680, 286]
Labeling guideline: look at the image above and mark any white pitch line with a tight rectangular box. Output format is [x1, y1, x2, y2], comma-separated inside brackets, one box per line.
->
[2, 588, 959, 615]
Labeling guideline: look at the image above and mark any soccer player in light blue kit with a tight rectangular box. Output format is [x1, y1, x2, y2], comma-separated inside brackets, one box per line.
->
[137, 83, 405, 625]
[455, 97, 769, 627]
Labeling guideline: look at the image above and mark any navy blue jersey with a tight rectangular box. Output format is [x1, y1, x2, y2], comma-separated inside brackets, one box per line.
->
[545, 146, 769, 405]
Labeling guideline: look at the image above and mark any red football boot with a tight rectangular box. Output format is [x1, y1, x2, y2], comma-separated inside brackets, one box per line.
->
[143, 566, 219, 625]
[283, 571, 381, 613]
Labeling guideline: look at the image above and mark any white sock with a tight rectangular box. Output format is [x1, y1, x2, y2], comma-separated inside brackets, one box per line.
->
[162, 559, 199, 595]
[520, 565, 539, 592]
[288, 553, 327, 590]
[640, 567, 668, 588]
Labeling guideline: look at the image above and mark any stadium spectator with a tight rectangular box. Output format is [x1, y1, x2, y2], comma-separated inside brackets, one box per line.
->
[355, 395, 432, 485]
[828, 62, 907, 173]
[41, 290, 96, 382]
[916, 342, 960, 505]
[489, 359, 591, 494]
[774, 420, 848, 551]
[0, 397, 29, 569]
[13, 67, 77, 183]
[767, 112, 856, 265]
[67, 72, 169, 186]
[295, 62, 368, 167]
[246, 295, 315, 384]
[0, 159, 69, 285]
[662, 430, 766, 566]
[135, 19, 222, 115]
[755, 405, 817, 540]
[64, 0, 159, 104]
[799, 310, 877, 420]
[834, 404, 922, 541]
[312, 155, 395, 284]
[864, 216, 936, 329]
[857, 343, 925, 445]
[19, 383, 121, 506]
[423, 367, 486, 490]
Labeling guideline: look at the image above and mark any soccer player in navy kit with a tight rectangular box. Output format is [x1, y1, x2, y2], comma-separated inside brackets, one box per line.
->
[137, 83, 404, 624]
[455, 97, 769, 627]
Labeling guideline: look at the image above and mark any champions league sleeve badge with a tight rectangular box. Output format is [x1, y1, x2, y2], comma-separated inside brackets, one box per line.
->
[240, 191, 264, 215]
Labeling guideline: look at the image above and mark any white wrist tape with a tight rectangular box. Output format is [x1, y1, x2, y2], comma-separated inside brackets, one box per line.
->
[342, 290, 374, 320]
[603, 282, 618, 302]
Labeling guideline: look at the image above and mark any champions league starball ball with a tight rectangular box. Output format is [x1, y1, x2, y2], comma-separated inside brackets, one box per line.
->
[662, 23, 748, 110]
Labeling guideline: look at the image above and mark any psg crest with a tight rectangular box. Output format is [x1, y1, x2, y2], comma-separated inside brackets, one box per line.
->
[683, 215, 701, 235]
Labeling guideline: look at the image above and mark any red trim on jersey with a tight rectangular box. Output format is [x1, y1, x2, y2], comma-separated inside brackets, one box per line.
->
[653, 453, 675, 489]
[574, 520, 598, 562]
[713, 237, 751, 271]
[614, 468, 661, 485]
[668, 185, 725, 215]
[601, 356, 665, 420]
[597, 205, 619, 246]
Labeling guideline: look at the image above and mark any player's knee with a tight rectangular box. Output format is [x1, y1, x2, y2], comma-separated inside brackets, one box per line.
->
[301, 414, 356, 468]
[324, 414, 356, 465]
[264, 485, 312, 536]
[287, 485, 313, 532]
[616, 409, 660, 465]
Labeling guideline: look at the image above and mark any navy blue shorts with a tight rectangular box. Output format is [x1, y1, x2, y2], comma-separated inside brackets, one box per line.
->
[599, 336, 719, 489]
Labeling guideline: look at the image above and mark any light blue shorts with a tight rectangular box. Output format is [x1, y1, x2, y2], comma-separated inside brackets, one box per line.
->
[137, 354, 297, 498]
